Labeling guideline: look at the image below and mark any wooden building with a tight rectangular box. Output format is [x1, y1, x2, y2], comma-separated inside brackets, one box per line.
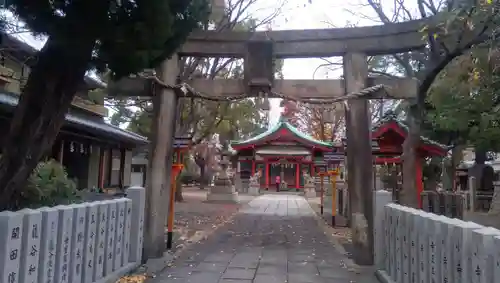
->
[367, 114, 448, 205]
[230, 118, 342, 190]
[0, 33, 148, 190]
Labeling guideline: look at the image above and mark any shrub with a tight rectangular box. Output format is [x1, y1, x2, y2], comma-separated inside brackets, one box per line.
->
[17, 159, 81, 209]
[179, 170, 198, 185]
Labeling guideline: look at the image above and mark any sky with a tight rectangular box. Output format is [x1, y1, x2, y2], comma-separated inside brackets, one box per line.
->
[247, 0, 398, 125]
[3, 0, 406, 127]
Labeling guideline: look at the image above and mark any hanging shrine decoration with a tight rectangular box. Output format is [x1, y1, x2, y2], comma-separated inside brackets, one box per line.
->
[68, 140, 91, 155]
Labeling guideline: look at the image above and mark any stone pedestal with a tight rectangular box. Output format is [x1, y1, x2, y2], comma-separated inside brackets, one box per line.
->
[206, 177, 239, 203]
[233, 173, 243, 193]
[304, 185, 316, 198]
[247, 185, 260, 196]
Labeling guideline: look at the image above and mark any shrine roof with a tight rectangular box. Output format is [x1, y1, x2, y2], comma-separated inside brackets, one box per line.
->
[0, 91, 148, 146]
[372, 113, 449, 151]
[231, 118, 334, 149]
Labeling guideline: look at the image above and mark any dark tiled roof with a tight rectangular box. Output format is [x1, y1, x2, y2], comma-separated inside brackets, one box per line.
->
[0, 91, 148, 145]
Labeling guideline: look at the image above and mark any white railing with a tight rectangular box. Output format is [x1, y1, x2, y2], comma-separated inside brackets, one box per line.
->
[374, 189, 500, 283]
[0, 186, 145, 283]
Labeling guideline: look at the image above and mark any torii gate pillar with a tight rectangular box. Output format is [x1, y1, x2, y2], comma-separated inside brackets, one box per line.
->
[144, 54, 180, 259]
[343, 52, 374, 265]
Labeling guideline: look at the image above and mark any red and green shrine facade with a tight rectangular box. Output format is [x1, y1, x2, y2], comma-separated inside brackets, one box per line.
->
[368, 114, 448, 207]
[230, 119, 342, 190]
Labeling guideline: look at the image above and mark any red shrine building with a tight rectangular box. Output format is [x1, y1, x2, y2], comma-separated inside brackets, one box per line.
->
[368, 114, 448, 205]
[231, 109, 447, 202]
[230, 118, 343, 190]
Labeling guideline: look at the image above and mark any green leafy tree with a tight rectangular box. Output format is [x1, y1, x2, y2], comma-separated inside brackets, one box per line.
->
[359, 0, 500, 206]
[107, 0, 282, 198]
[426, 47, 500, 189]
[0, 0, 210, 210]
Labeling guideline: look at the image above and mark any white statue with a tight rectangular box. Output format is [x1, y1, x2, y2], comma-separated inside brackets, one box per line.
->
[302, 171, 316, 197]
[249, 171, 261, 186]
[303, 172, 315, 187]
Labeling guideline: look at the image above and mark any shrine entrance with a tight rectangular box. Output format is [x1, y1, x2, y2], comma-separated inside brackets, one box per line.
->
[270, 159, 297, 190]
[109, 16, 427, 264]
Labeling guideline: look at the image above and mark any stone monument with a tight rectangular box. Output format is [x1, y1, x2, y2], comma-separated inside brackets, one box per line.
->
[248, 170, 261, 196]
[206, 142, 239, 203]
[303, 172, 316, 198]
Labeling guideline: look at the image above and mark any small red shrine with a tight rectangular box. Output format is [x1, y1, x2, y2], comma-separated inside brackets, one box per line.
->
[231, 118, 342, 190]
[369, 114, 448, 206]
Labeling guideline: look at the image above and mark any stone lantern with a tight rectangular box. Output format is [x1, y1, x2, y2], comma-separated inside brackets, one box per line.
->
[206, 141, 239, 203]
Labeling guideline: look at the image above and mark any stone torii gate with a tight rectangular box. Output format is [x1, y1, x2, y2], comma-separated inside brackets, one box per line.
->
[108, 19, 425, 264]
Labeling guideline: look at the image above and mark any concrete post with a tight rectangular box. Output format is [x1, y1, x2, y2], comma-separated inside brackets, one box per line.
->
[343, 52, 374, 265]
[374, 190, 392, 269]
[144, 54, 180, 259]
[18, 209, 42, 283]
[127, 187, 146, 264]
[0, 211, 23, 283]
[470, 227, 500, 283]
[459, 222, 484, 283]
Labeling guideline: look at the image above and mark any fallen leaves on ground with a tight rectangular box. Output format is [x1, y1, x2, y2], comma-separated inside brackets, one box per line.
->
[167, 187, 250, 252]
[115, 274, 147, 283]
[115, 187, 251, 283]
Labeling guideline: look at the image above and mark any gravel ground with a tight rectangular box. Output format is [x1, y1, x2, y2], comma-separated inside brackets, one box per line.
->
[170, 187, 256, 252]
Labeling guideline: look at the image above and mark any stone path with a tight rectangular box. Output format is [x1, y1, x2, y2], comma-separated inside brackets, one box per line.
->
[151, 194, 377, 283]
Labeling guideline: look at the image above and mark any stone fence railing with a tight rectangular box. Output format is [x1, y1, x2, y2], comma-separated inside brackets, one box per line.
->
[373, 189, 500, 283]
[0, 186, 145, 283]
[420, 191, 466, 219]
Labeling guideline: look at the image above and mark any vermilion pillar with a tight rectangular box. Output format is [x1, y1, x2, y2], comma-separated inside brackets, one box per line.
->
[415, 155, 424, 209]
[251, 160, 256, 176]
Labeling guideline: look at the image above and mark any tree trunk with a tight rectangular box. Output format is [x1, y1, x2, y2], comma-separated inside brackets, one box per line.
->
[175, 171, 184, 202]
[0, 35, 95, 210]
[401, 104, 421, 207]
[445, 145, 463, 191]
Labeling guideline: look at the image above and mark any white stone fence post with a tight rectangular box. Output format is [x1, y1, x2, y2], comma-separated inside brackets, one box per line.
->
[373, 190, 500, 283]
[0, 186, 145, 283]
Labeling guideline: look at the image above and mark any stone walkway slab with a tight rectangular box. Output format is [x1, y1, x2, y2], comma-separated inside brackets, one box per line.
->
[150, 194, 378, 283]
